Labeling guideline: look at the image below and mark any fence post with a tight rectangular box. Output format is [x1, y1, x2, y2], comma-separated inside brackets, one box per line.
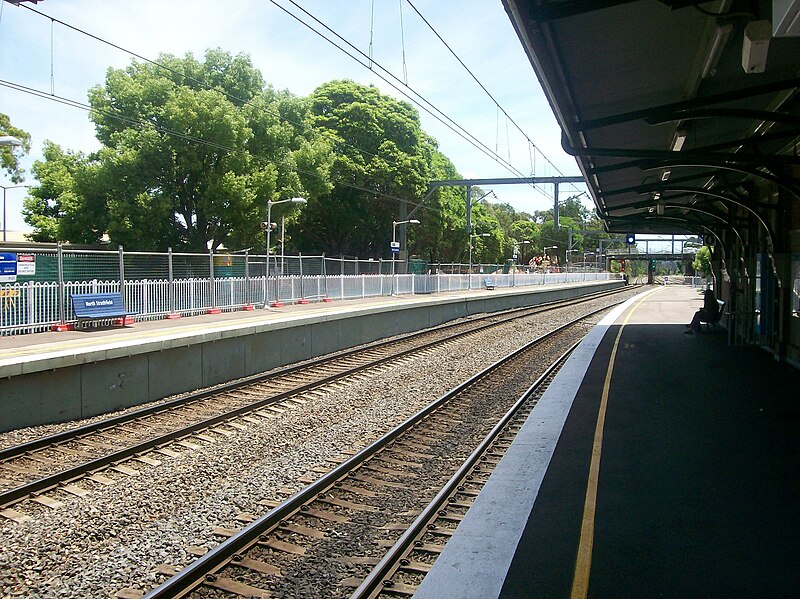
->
[118, 245, 125, 298]
[322, 252, 332, 302]
[298, 252, 309, 303]
[243, 249, 254, 310]
[208, 248, 220, 314]
[167, 247, 180, 319]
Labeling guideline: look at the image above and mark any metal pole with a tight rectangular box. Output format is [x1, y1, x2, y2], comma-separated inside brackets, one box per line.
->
[392, 221, 398, 295]
[244, 249, 251, 307]
[57, 242, 65, 325]
[2, 187, 5, 242]
[118, 245, 125, 299]
[168, 247, 174, 314]
[468, 239, 473, 290]
[266, 201, 272, 306]
[553, 182, 560, 230]
[209, 247, 216, 310]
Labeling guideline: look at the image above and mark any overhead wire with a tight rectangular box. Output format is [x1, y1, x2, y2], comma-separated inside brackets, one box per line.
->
[403, 0, 583, 194]
[17, 1, 525, 204]
[273, 0, 540, 186]
[13, 1, 562, 207]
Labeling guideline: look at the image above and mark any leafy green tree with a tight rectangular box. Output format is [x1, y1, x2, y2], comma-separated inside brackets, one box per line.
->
[692, 245, 713, 277]
[25, 49, 331, 250]
[0, 113, 31, 183]
[292, 80, 431, 258]
[23, 142, 109, 243]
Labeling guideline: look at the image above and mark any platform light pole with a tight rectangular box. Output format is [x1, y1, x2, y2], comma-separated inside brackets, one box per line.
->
[468, 232, 490, 289]
[264, 197, 306, 307]
[391, 218, 420, 295]
[0, 136, 24, 243]
[544, 245, 558, 271]
[512, 240, 530, 287]
[1, 184, 30, 243]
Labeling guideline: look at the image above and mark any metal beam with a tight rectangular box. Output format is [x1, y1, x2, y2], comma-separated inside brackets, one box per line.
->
[430, 176, 585, 187]
[574, 78, 800, 132]
[562, 132, 800, 166]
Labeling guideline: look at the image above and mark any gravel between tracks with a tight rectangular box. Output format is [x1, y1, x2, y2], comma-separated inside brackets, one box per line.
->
[0, 289, 641, 598]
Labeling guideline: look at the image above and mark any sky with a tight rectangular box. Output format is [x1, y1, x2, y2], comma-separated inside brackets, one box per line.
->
[0, 0, 591, 234]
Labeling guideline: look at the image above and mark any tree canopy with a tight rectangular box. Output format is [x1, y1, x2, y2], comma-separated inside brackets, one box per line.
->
[21, 47, 593, 266]
[26, 49, 330, 251]
[0, 113, 31, 183]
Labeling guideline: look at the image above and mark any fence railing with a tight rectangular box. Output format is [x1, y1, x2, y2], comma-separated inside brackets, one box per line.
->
[0, 245, 616, 336]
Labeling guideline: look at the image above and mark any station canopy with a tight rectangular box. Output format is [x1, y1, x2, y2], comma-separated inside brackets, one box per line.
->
[503, 0, 800, 235]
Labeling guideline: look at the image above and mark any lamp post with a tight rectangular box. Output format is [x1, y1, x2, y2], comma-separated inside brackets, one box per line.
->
[512, 240, 530, 287]
[0, 136, 25, 243]
[265, 197, 306, 307]
[543, 245, 558, 271]
[391, 219, 420, 295]
[1, 185, 30, 243]
[468, 232, 490, 289]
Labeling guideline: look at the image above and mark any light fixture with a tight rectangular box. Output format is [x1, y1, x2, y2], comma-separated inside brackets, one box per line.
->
[661, 169, 672, 182]
[671, 129, 687, 152]
[742, 20, 771, 74]
[701, 23, 734, 78]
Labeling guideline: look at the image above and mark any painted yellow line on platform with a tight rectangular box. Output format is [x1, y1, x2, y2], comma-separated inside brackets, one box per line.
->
[570, 287, 660, 599]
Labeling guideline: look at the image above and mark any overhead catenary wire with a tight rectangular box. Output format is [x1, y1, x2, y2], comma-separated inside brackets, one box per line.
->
[17, 1, 540, 201]
[403, 0, 583, 194]
[273, 0, 546, 191]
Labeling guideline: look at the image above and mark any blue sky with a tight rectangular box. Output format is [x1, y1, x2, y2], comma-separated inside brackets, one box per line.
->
[0, 0, 589, 233]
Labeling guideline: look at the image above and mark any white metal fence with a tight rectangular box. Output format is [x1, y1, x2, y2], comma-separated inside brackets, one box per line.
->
[0, 245, 617, 335]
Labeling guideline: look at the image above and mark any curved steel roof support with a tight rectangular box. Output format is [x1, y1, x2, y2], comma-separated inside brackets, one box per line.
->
[574, 77, 800, 132]
[658, 187, 775, 252]
[641, 163, 800, 201]
[644, 108, 800, 129]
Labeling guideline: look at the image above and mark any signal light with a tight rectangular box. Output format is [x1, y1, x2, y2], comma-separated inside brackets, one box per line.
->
[620, 260, 626, 272]
[626, 233, 635, 244]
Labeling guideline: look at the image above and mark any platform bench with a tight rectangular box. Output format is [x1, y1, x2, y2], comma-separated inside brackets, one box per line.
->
[484, 278, 496, 290]
[71, 293, 134, 328]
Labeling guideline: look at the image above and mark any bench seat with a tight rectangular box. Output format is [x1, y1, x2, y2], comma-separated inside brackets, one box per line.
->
[71, 293, 134, 328]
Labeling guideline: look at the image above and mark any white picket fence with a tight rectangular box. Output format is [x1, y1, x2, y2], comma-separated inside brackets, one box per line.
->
[0, 271, 617, 335]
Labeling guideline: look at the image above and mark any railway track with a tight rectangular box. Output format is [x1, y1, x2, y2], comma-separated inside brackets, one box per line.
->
[137, 305, 609, 599]
[0, 286, 632, 520]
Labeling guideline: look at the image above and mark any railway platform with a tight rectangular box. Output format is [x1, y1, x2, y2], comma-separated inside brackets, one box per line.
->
[0, 279, 622, 431]
[415, 285, 800, 598]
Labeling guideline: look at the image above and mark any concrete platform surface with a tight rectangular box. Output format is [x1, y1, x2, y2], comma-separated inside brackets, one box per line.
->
[416, 285, 800, 598]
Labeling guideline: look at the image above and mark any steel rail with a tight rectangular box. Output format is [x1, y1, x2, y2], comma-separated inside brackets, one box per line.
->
[0, 284, 627, 464]
[143, 303, 616, 599]
[350, 340, 580, 598]
[0, 287, 631, 510]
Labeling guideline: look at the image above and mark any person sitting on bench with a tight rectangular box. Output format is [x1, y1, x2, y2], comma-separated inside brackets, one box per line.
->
[685, 289, 719, 334]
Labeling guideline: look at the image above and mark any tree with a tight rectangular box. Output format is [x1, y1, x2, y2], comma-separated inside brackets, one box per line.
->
[292, 80, 431, 258]
[25, 49, 331, 250]
[0, 113, 32, 183]
[692, 245, 713, 277]
[23, 142, 107, 243]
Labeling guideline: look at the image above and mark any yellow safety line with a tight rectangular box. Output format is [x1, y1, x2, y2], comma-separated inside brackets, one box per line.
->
[570, 288, 659, 599]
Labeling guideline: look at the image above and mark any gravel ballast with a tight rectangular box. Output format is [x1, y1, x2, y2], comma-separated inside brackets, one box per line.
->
[0, 289, 642, 597]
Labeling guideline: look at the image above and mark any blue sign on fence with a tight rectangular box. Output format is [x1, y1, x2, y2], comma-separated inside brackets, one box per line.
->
[0, 252, 17, 283]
